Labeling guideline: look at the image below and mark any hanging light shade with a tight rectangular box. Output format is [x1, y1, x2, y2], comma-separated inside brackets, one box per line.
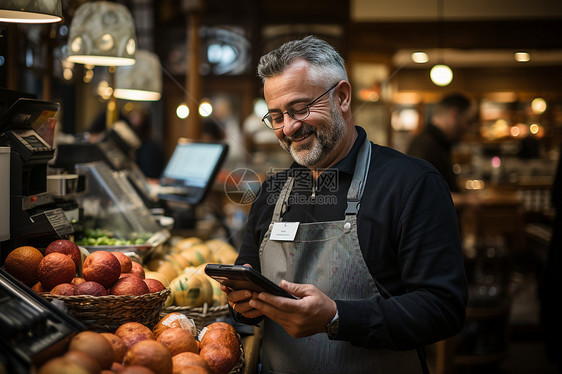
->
[114, 50, 162, 101]
[66, 1, 136, 66]
[430, 64, 453, 86]
[0, 0, 62, 23]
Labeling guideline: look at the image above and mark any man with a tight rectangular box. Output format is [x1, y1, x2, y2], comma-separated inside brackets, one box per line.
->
[407, 93, 473, 194]
[222, 36, 468, 373]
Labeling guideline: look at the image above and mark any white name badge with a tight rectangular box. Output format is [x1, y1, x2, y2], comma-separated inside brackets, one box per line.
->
[270, 222, 300, 241]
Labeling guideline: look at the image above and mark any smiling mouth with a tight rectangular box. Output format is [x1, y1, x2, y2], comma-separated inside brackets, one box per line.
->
[290, 132, 313, 143]
[285, 125, 316, 144]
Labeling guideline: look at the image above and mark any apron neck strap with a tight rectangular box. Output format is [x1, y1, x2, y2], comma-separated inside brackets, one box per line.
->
[272, 176, 294, 221]
[345, 138, 372, 215]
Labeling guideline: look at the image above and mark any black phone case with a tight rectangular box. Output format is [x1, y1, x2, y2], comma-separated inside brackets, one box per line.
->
[204, 264, 297, 299]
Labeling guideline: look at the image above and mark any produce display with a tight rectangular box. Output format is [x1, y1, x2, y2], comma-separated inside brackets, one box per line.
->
[36, 319, 242, 374]
[4, 235, 238, 302]
[76, 228, 153, 246]
[4, 240, 166, 296]
[4, 235, 243, 374]
[146, 237, 239, 308]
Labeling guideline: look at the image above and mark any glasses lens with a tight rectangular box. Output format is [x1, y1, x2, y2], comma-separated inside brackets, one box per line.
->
[264, 114, 284, 129]
[262, 115, 274, 129]
[288, 105, 309, 121]
[263, 113, 287, 129]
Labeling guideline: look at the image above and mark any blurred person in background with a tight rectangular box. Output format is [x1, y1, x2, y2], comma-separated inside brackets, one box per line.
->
[125, 107, 165, 179]
[407, 93, 475, 206]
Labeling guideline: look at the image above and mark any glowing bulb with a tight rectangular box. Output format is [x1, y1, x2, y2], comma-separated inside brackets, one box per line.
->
[430, 64, 453, 86]
[411, 52, 429, 64]
[529, 123, 539, 135]
[176, 104, 190, 119]
[514, 52, 530, 62]
[531, 98, 547, 114]
[510, 126, 520, 137]
[199, 101, 213, 117]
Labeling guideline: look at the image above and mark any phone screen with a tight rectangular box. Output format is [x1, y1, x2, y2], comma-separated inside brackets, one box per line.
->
[204, 264, 297, 299]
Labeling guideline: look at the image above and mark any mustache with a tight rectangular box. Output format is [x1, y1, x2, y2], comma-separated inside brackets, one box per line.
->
[283, 123, 317, 143]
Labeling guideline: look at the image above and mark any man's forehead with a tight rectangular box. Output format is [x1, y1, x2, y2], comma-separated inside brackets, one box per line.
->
[264, 79, 313, 110]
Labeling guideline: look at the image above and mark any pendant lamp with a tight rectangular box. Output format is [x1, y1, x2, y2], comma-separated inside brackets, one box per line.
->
[430, 0, 453, 87]
[66, 1, 136, 66]
[114, 50, 162, 101]
[0, 0, 62, 24]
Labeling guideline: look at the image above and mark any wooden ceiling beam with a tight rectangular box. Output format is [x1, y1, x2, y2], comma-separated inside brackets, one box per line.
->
[348, 19, 562, 52]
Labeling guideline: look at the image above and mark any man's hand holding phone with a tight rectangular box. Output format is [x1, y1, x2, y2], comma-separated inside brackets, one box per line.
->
[217, 264, 264, 319]
[208, 263, 336, 337]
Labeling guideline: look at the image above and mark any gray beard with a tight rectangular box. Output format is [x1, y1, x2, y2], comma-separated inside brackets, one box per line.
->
[280, 105, 347, 168]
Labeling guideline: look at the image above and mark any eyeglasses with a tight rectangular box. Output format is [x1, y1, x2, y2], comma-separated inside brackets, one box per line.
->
[261, 83, 339, 130]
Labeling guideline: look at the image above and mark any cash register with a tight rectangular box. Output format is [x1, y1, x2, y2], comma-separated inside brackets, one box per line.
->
[0, 98, 73, 251]
[0, 268, 84, 373]
[0, 97, 83, 373]
[52, 120, 158, 208]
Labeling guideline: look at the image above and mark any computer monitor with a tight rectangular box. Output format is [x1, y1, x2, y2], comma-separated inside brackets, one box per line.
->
[158, 140, 228, 205]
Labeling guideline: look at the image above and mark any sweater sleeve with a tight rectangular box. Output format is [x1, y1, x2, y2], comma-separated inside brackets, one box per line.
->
[336, 170, 468, 349]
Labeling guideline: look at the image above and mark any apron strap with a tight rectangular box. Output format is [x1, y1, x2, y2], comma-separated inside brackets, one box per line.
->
[345, 138, 372, 215]
[272, 176, 295, 221]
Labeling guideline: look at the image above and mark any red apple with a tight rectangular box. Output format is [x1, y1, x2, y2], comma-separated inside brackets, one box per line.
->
[45, 239, 81, 271]
[76, 281, 108, 296]
[144, 278, 166, 293]
[119, 272, 140, 279]
[50, 283, 77, 296]
[110, 276, 149, 296]
[112, 252, 133, 273]
[130, 261, 145, 279]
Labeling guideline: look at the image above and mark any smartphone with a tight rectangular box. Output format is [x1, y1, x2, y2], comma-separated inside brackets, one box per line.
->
[204, 264, 298, 299]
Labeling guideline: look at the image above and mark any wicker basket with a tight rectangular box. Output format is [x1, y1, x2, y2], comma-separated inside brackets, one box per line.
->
[42, 289, 170, 332]
[160, 303, 230, 330]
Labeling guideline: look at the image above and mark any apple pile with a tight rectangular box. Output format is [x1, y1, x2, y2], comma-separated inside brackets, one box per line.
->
[37, 315, 241, 374]
[26, 239, 167, 297]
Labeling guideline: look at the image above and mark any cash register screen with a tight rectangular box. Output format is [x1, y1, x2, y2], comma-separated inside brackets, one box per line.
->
[21, 134, 47, 150]
[161, 142, 227, 189]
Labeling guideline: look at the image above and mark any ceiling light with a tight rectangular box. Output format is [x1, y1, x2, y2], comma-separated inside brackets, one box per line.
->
[199, 102, 213, 117]
[411, 52, 429, 64]
[0, 0, 62, 24]
[529, 123, 540, 135]
[430, 64, 453, 86]
[176, 104, 190, 119]
[67, 1, 137, 66]
[514, 52, 530, 63]
[114, 50, 162, 101]
[531, 98, 547, 114]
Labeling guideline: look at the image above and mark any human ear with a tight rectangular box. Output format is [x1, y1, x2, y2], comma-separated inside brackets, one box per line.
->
[336, 81, 352, 112]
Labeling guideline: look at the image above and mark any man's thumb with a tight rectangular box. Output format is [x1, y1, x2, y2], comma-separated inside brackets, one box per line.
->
[280, 279, 304, 297]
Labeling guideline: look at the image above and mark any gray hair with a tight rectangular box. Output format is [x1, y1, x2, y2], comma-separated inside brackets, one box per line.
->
[257, 35, 348, 89]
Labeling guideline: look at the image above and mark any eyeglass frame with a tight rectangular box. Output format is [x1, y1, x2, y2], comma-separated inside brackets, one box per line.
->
[261, 82, 339, 130]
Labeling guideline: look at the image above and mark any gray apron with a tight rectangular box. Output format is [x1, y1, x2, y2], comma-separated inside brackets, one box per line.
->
[258, 139, 422, 373]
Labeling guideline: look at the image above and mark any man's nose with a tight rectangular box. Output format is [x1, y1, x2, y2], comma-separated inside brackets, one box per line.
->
[282, 115, 301, 137]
